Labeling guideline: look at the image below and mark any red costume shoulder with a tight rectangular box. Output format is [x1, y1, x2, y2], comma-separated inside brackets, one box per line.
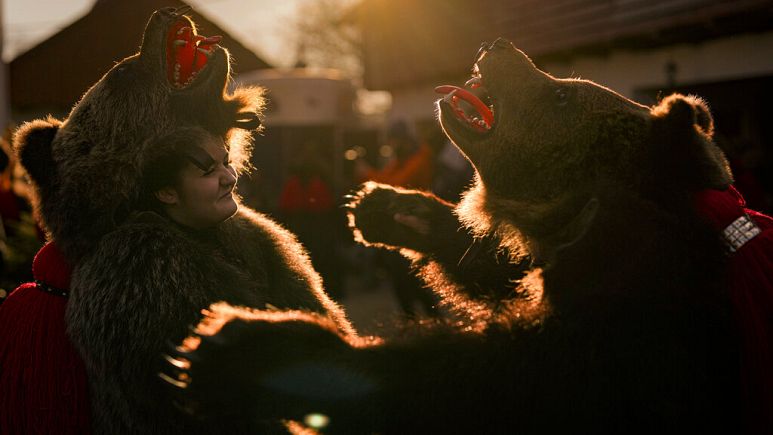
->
[0, 241, 91, 434]
[694, 186, 773, 432]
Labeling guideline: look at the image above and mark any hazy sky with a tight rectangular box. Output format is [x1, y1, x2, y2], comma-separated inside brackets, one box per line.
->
[2, 0, 306, 64]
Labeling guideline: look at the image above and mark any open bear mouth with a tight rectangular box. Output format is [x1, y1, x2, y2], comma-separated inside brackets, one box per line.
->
[165, 19, 221, 89]
[435, 65, 495, 132]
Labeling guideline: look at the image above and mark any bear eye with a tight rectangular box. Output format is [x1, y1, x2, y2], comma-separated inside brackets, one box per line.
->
[554, 87, 569, 106]
[112, 64, 129, 76]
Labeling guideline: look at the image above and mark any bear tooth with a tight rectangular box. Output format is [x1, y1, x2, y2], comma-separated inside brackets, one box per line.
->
[196, 48, 211, 58]
[173, 40, 187, 47]
[443, 91, 457, 105]
[175, 63, 181, 71]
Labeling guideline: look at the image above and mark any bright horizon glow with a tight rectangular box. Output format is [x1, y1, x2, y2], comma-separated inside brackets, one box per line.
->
[2, 0, 306, 65]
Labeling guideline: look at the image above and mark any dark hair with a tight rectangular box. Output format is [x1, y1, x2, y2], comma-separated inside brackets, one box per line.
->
[136, 127, 217, 212]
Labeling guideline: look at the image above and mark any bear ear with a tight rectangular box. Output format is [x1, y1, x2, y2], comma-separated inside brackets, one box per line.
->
[651, 94, 732, 190]
[14, 117, 62, 187]
[654, 93, 714, 137]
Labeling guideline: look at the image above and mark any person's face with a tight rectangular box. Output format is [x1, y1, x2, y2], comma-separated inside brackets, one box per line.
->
[157, 135, 238, 229]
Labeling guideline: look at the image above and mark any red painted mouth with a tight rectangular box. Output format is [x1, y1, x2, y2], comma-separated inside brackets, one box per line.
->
[435, 67, 495, 132]
[166, 20, 221, 89]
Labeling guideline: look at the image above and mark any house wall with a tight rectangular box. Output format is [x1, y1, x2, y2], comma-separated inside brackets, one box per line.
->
[236, 69, 356, 126]
[542, 30, 773, 102]
[386, 29, 773, 122]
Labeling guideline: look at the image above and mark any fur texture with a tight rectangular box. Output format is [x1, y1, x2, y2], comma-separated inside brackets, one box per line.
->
[70, 208, 351, 433]
[14, 8, 351, 433]
[347, 181, 529, 321]
[169, 39, 743, 432]
[13, 8, 261, 263]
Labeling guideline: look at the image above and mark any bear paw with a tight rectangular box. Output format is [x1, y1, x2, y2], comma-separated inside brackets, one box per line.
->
[345, 182, 460, 254]
[160, 304, 352, 422]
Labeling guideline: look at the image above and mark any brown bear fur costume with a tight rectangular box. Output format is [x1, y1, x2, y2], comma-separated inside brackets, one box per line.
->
[13, 7, 352, 434]
[165, 39, 746, 433]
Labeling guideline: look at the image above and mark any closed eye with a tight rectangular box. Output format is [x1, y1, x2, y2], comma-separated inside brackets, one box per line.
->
[201, 156, 231, 176]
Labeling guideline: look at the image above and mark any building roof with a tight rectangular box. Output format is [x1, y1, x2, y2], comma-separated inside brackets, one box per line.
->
[10, 0, 271, 112]
[354, 0, 773, 91]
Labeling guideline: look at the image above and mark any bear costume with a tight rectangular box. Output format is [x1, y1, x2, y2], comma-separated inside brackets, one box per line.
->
[165, 39, 773, 433]
[4, 7, 352, 434]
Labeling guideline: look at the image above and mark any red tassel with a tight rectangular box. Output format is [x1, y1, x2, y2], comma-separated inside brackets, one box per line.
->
[0, 242, 90, 434]
[694, 187, 773, 434]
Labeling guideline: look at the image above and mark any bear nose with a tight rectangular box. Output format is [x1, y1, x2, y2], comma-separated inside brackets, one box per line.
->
[175, 5, 192, 15]
[488, 37, 511, 51]
[159, 5, 191, 17]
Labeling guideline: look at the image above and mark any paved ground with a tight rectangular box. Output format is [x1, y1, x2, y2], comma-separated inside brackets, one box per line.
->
[338, 275, 404, 335]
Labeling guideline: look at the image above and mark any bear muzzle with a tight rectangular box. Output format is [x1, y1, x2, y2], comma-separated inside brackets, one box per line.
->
[139, 8, 228, 92]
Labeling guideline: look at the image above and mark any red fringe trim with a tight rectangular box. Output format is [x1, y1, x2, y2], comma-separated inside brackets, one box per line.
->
[0, 283, 91, 434]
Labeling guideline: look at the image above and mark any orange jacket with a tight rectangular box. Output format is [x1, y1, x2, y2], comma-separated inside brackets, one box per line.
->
[361, 143, 434, 189]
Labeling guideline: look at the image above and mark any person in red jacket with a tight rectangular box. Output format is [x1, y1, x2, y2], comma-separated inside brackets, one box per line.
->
[355, 120, 434, 190]
[278, 141, 342, 297]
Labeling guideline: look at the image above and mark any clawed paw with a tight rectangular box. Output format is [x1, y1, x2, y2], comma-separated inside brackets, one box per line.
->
[159, 305, 258, 416]
[159, 339, 200, 415]
[345, 182, 456, 252]
[160, 303, 356, 418]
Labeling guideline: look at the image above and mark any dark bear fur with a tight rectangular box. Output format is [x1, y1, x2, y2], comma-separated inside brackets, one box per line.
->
[167, 40, 744, 433]
[14, 7, 352, 433]
[13, 8, 269, 264]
